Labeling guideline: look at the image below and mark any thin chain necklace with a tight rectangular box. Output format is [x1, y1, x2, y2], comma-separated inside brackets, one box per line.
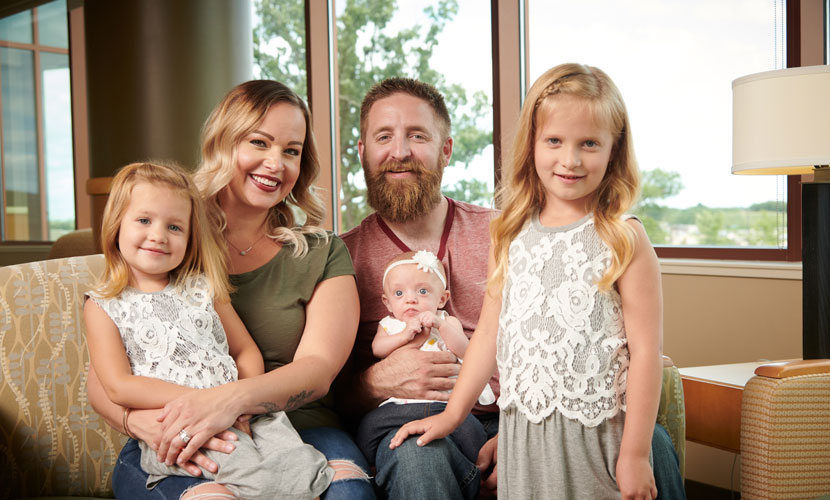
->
[228, 232, 267, 256]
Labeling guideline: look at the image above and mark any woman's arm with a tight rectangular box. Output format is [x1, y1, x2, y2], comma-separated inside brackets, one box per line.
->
[215, 300, 264, 379]
[615, 220, 663, 500]
[156, 274, 360, 465]
[84, 299, 195, 408]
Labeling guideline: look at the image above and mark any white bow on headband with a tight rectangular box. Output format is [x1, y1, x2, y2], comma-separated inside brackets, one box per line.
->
[383, 250, 447, 288]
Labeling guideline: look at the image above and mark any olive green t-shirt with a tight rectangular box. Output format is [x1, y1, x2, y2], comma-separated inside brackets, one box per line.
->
[229, 233, 355, 431]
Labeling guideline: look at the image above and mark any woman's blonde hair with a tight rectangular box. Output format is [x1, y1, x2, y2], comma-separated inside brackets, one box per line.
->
[490, 63, 639, 293]
[96, 161, 232, 302]
[194, 80, 327, 256]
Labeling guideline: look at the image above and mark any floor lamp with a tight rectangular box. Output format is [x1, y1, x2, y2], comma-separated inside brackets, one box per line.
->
[732, 65, 830, 359]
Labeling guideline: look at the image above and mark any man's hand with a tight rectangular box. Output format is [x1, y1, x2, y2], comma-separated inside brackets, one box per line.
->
[364, 345, 459, 402]
[476, 435, 498, 499]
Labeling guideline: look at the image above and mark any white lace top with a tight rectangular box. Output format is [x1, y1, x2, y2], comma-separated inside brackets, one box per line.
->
[88, 274, 237, 389]
[496, 214, 629, 426]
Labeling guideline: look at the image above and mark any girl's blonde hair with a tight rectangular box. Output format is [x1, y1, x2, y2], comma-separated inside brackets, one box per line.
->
[490, 63, 639, 293]
[96, 161, 232, 302]
[194, 80, 327, 256]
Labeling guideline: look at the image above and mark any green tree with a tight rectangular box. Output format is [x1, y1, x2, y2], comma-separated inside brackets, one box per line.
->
[696, 209, 729, 245]
[254, 0, 492, 231]
[634, 168, 683, 244]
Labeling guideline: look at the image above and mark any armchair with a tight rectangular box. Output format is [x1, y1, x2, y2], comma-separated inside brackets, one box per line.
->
[741, 359, 830, 500]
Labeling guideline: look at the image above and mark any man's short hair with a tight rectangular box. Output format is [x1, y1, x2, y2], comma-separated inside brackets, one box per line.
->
[359, 77, 451, 140]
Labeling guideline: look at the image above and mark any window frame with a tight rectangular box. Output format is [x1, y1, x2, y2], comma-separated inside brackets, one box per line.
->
[654, 0, 818, 262]
[0, 0, 88, 243]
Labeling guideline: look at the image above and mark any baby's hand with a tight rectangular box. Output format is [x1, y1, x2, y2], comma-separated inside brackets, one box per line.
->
[418, 311, 439, 330]
[405, 318, 423, 340]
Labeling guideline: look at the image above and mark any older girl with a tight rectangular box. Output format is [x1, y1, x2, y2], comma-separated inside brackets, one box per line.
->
[391, 64, 664, 500]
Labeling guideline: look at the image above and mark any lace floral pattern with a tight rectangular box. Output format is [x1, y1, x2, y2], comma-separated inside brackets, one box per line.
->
[89, 274, 237, 389]
[496, 215, 629, 426]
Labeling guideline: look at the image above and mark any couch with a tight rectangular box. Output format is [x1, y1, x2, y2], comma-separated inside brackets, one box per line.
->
[0, 255, 124, 499]
[0, 252, 687, 499]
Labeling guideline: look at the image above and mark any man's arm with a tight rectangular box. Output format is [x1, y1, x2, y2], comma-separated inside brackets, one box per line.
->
[357, 348, 460, 411]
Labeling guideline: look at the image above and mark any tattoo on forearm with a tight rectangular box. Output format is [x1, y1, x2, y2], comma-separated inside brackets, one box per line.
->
[259, 390, 314, 413]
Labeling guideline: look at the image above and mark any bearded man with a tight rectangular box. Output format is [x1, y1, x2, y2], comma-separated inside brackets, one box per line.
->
[340, 77, 685, 500]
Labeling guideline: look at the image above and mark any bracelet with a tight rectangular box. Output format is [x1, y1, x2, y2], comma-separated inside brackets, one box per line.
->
[123, 407, 136, 440]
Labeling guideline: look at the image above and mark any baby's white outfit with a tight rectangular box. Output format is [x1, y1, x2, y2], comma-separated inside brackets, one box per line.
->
[378, 310, 496, 406]
[87, 275, 332, 500]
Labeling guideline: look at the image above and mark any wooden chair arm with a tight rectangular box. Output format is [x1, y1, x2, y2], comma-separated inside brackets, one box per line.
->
[754, 359, 830, 379]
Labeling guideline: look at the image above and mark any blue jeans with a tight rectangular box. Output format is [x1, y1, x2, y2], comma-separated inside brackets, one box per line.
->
[298, 426, 375, 500]
[357, 402, 488, 465]
[652, 423, 686, 500]
[373, 412, 499, 500]
[113, 427, 375, 500]
[112, 439, 206, 499]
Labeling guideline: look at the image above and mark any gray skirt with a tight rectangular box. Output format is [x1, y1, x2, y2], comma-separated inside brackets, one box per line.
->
[140, 412, 333, 500]
[498, 407, 631, 500]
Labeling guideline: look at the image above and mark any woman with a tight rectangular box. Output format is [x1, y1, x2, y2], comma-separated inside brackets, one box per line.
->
[87, 80, 374, 500]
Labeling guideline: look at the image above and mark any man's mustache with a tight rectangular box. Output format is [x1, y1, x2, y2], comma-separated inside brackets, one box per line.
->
[378, 159, 428, 175]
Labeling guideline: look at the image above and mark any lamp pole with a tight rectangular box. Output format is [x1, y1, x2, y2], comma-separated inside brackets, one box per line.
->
[801, 167, 830, 359]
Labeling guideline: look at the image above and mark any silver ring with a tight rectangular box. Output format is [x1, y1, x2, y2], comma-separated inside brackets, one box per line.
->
[178, 428, 191, 444]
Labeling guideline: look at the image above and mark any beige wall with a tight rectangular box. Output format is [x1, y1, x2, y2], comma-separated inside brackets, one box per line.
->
[663, 273, 802, 368]
[662, 269, 802, 491]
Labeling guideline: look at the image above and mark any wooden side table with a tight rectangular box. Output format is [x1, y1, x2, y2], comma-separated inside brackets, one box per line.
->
[678, 361, 776, 453]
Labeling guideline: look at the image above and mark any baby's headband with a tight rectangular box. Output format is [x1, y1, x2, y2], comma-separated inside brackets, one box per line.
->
[383, 250, 447, 288]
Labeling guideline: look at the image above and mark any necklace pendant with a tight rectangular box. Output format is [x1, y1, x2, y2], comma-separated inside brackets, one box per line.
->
[239, 249, 248, 256]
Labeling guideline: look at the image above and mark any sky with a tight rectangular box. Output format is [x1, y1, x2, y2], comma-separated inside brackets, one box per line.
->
[379, 0, 789, 209]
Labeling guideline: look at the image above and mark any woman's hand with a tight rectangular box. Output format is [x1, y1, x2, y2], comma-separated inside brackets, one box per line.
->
[129, 408, 238, 475]
[155, 385, 242, 466]
[388, 413, 457, 449]
[616, 453, 657, 500]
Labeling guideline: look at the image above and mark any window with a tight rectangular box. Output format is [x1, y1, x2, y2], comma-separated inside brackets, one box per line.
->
[0, 0, 74, 242]
[252, 1, 821, 261]
[526, 0, 790, 259]
[253, 0, 308, 100]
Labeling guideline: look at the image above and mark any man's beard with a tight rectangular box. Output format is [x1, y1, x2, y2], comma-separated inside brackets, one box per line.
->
[364, 158, 443, 223]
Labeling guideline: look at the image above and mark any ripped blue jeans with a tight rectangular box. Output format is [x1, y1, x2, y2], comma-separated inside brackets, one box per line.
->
[112, 427, 374, 499]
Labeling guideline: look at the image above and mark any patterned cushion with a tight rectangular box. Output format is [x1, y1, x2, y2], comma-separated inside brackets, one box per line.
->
[657, 365, 686, 479]
[741, 369, 830, 500]
[0, 255, 125, 499]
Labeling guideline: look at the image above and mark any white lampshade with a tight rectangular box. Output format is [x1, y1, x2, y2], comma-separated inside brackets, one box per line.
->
[732, 65, 830, 175]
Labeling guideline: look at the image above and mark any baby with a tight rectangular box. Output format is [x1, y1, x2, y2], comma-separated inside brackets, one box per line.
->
[356, 250, 494, 466]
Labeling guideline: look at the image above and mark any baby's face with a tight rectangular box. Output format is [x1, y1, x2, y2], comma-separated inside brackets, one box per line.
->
[382, 263, 448, 320]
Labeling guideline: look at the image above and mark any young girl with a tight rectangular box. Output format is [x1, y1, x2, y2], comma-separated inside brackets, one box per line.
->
[84, 162, 333, 500]
[390, 63, 664, 500]
[356, 251, 494, 471]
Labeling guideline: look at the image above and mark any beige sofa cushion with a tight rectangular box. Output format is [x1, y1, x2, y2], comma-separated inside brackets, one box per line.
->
[0, 255, 125, 499]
